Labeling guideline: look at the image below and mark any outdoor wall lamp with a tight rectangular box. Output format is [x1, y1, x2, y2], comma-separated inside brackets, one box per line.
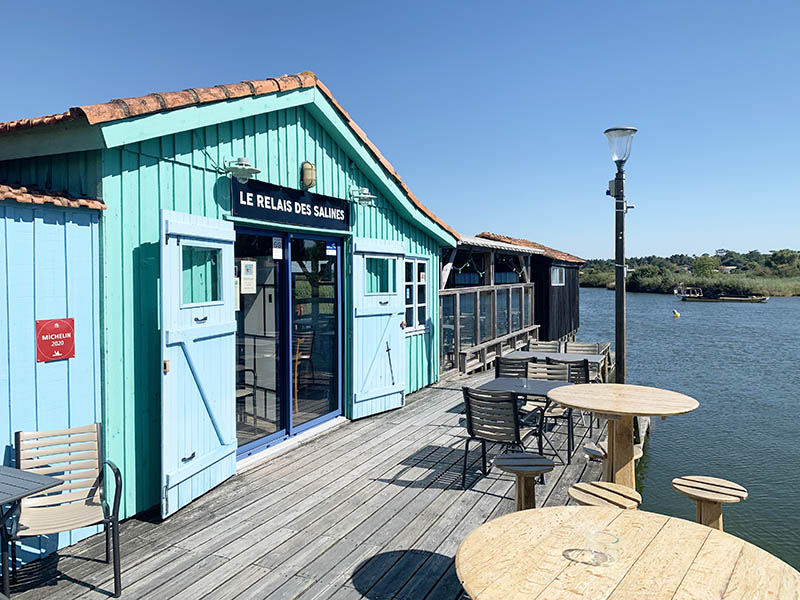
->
[603, 126, 637, 385]
[225, 157, 260, 184]
[301, 161, 317, 189]
[350, 187, 377, 205]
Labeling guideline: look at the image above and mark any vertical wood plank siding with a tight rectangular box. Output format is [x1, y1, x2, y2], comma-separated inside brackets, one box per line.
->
[100, 105, 440, 517]
[0, 202, 102, 561]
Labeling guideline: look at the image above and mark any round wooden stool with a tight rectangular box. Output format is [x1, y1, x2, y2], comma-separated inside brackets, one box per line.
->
[672, 475, 748, 531]
[494, 453, 554, 511]
[568, 481, 642, 509]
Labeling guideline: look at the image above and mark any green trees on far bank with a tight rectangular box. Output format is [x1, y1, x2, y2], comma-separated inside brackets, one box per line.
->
[580, 248, 800, 296]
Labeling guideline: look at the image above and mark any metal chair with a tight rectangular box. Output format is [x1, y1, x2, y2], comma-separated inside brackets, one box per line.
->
[461, 387, 546, 488]
[565, 342, 609, 381]
[495, 356, 528, 379]
[546, 356, 596, 434]
[525, 360, 575, 464]
[524, 340, 561, 353]
[5, 423, 122, 597]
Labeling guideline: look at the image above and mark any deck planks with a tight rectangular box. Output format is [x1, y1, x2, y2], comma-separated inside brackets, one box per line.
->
[12, 372, 614, 600]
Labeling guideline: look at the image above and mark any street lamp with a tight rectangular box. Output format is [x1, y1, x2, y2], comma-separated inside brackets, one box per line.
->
[604, 126, 637, 384]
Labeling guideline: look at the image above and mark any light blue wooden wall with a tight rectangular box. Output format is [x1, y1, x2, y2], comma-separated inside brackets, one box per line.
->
[100, 103, 441, 518]
[0, 201, 102, 563]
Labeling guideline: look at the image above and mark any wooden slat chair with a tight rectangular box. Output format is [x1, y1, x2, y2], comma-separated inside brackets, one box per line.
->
[293, 332, 315, 411]
[525, 361, 575, 463]
[7, 424, 122, 597]
[461, 387, 546, 489]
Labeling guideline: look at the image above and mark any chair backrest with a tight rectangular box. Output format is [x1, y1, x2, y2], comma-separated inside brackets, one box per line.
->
[565, 342, 600, 355]
[495, 356, 528, 379]
[462, 387, 521, 444]
[295, 332, 314, 357]
[526, 360, 570, 381]
[546, 357, 590, 384]
[15, 423, 103, 511]
[528, 340, 561, 353]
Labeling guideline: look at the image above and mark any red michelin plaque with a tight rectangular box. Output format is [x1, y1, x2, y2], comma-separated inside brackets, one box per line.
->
[36, 318, 75, 362]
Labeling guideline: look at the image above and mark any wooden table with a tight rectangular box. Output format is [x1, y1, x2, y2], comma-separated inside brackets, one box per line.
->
[547, 384, 698, 488]
[672, 475, 748, 531]
[0, 465, 60, 596]
[455, 506, 800, 600]
[493, 453, 554, 511]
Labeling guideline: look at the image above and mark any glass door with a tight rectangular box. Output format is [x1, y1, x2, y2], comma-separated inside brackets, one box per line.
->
[235, 232, 284, 453]
[290, 236, 341, 429]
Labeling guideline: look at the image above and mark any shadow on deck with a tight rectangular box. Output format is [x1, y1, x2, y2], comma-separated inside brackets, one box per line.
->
[13, 371, 604, 600]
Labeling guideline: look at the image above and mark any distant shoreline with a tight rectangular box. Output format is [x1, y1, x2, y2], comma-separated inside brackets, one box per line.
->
[579, 277, 800, 297]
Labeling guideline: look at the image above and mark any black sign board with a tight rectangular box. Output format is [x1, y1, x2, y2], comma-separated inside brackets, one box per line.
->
[231, 179, 349, 231]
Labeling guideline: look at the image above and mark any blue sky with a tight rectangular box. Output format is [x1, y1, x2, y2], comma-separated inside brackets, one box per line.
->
[2, 1, 798, 258]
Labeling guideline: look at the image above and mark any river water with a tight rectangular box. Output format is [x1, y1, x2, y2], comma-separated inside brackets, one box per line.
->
[578, 287, 800, 568]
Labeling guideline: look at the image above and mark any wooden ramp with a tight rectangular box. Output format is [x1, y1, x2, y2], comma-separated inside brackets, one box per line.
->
[12, 372, 604, 600]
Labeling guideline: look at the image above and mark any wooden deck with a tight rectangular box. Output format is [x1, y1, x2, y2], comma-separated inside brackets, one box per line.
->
[12, 372, 604, 600]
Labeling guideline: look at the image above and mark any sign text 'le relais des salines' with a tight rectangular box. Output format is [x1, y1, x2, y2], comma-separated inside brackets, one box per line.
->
[36, 318, 75, 363]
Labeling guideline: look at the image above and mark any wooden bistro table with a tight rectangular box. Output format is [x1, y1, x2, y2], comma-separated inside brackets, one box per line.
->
[547, 384, 698, 489]
[456, 506, 800, 600]
[0, 465, 60, 596]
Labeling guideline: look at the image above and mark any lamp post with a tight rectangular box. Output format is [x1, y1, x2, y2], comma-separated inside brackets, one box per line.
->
[604, 126, 637, 384]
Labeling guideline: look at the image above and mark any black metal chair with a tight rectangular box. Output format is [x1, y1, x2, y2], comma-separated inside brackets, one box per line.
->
[525, 360, 576, 464]
[461, 387, 546, 488]
[546, 357, 597, 434]
[495, 356, 528, 379]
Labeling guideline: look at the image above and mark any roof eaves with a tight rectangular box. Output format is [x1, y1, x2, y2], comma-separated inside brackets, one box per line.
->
[0, 183, 106, 211]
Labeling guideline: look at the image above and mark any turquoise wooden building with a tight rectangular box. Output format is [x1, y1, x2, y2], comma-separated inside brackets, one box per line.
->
[0, 72, 457, 538]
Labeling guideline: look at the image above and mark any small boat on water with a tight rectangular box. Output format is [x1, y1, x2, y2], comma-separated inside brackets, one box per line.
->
[673, 285, 769, 303]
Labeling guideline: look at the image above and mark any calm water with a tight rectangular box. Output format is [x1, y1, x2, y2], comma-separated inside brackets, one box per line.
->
[579, 287, 800, 568]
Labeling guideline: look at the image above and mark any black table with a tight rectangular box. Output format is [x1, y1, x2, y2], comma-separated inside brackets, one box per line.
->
[0, 466, 60, 596]
[478, 377, 572, 397]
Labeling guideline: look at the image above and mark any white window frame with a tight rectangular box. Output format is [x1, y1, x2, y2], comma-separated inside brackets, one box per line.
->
[404, 257, 429, 335]
[364, 255, 397, 296]
[551, 266, 566, 287]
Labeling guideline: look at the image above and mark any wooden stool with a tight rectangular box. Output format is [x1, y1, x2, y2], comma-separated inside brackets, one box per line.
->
[568, 481, 642, 509]
[672, 475, 748, 531]
[494, 453, 555, 511]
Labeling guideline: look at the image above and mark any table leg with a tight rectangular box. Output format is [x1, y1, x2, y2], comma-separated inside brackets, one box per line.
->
[698, 501, 724, 531]
[608, 416, 636, 489]
[516, 474, 536, 511]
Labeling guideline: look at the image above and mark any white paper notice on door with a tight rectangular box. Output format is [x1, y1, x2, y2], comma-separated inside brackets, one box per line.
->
[272, 237, 283, 260]
[240, 260, 257, 294]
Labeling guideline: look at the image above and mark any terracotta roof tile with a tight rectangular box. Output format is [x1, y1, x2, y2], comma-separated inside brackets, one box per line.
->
[0, 71, 456, 240]
[476, 232, 585, 264]
[0, 183, 106, 211]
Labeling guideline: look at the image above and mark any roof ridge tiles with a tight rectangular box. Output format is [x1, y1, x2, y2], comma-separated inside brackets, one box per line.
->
[476, 232, 585, 264]
[0, 182, 107, 211]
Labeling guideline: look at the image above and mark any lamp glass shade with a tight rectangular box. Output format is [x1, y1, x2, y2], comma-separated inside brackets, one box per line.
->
[604, 127, 637, 165]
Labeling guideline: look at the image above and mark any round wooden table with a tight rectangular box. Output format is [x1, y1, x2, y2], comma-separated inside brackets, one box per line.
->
[455, 506, 800, 600]
[548, 384, 699, 488]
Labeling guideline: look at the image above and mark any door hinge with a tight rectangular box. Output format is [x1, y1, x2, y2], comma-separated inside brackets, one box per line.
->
[163, 484, 169, 514]
[163, 359, 170, 374]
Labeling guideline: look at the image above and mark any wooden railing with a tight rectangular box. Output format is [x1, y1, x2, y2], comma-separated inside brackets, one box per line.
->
[440, 283, 537, 375]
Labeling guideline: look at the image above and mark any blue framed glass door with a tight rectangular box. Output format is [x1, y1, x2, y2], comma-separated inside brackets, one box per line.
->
[235, 227, 342, 458]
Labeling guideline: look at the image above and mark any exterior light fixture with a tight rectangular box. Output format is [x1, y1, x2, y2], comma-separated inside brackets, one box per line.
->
[603, 126, 637, 384]
[301, 161, 317, 189]
[604, 126, 637, 169]
[350, 187, 377, 205]
[225, 157, 260, 184]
